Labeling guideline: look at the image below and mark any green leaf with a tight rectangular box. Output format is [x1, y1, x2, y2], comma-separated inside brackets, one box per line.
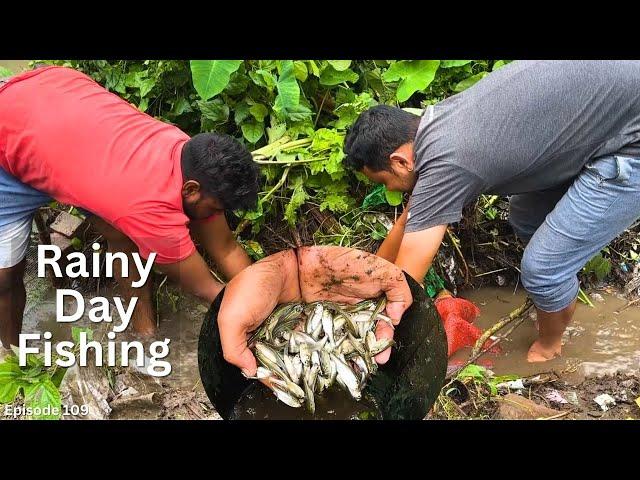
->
[293, 61, 308, 82]
[241, 122, 265, 144]
[137, 97, 149, 112]
[24, 379, 61, 420]
[0, 381, 20, 404]
[457, 364, 488, 381]
[266, 123, 287, 144]
[170, 97, 193, 116]
[198, 99, 230, 127]
[241, 201, 264, 221]
[453, 71, 489, 93]
[71, 237, 83, 251]
[224, 71, 250, 95]
[492, 60, 508, 71]
[320, 66, 359, 86]
[240, 240, 265, 261]
[72, 326, 93, 344]
[136, 76, 155, 98]
[307, 60, 320, 77]
[362, 184, 403, 208]
[249, 104, 269, 122]
[382, 60, 440, 102]
[284, 179, 307, 225]
[280, 103, 313, 122]
[361, 184, 387, 209]
[275, 60, 300, 111]
[249, 69, 277, 90]
[440, 60, 472, 68]
[0, 66, 14, 77]
[190, 60, 243, 101]
[384, 189, 403, 206]
[319, 182, 353, 214]
[234, 100, 251, 124]
[0, 361, 22, 403]
[584, 253, 612, 281]
[423, 267, 445, 298]
[327, 60, 352, 71]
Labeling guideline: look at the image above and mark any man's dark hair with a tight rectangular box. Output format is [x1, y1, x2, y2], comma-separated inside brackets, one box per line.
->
[344, 105, 421, 172]
[181, 133, 260, 211]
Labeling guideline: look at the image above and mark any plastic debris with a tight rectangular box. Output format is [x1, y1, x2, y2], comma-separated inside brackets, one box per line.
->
[544, 389, 569, 404]
[59, 363, 112, 420]
[593, 393, 616, 411]
[497, 379, 525, 392]
[565, 391, 580, 407]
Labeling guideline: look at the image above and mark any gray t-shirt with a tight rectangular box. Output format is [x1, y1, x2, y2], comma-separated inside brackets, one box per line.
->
[406, 60, 640, 233]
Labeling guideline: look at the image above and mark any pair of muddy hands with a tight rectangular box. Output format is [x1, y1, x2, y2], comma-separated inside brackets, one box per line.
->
[218, 246, 413, 377]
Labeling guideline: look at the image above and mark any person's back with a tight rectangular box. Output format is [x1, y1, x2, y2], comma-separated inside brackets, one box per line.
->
[0, 65, 190, 262]
[0, 65, 260, 348]
[410, 60, 640, 233]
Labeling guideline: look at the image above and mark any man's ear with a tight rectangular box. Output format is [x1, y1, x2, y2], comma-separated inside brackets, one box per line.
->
[389, 143, 415, 173]
[182, 180, 201, 199]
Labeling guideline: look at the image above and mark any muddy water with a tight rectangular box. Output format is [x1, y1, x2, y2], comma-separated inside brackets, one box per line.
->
[231, 383, 382, 420]
[19, 282, 208, 391]
[453, 287, 640, 381]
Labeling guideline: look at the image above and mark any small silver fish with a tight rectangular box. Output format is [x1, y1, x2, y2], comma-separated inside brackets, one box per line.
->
[273, 385, 303, 408]
[331, 353, 361, 400]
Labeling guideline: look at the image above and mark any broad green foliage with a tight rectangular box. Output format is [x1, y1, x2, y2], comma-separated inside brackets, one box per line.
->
[584, 252, 612, 281]
[454, 71, 489, 92]
[190, 60, 243, 100]
[424, 267, 446, 298]
[457, 364, 520, 396]
[0, 66, 13, 77]
[0, 327, 94, 420]
[362, 184, 404, 209]
[0, 353, 62, 420]
[383, 60, 441, 102]
[36, 59, 507, 253]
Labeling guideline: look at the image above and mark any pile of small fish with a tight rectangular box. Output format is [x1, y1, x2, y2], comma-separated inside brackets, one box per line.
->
[246, 297, 394, 413]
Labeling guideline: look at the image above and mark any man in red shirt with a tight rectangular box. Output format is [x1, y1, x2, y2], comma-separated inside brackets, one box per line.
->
[0, 66, 260, 348]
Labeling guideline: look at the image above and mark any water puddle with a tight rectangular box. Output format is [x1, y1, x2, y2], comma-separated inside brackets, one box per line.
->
[452, 287, 640, 381]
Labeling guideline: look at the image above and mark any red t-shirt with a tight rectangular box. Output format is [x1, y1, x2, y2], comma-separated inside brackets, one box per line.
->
[0, 66, 209, 264]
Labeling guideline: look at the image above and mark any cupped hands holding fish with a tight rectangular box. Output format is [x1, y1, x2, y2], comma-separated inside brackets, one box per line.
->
[217, 246, 413, 378]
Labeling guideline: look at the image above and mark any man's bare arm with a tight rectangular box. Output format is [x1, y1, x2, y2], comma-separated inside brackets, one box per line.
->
[376, 208, 409, 263]
[190, 214, 252, 280]
[394, 225, 448, 284]
[154, 250, 223, 303]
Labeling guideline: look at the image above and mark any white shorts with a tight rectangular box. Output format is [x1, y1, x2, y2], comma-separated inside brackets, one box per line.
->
[0, 216, 33, 268]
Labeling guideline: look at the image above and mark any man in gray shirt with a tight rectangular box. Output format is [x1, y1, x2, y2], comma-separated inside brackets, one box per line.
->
[344, 60, 640, 363]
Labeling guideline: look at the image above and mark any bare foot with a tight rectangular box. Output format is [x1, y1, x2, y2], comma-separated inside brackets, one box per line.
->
[527, 339, 561, 362]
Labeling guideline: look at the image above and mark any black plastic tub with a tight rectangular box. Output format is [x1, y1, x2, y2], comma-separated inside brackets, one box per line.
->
[198, 270, 447, 420]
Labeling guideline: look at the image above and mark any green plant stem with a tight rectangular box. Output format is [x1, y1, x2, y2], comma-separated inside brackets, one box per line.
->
[577, 287, 595, 308]
[251, 136, 291, 156]
[251, 138, 312, 160]
[260, 166, 291, 204]
[234, 166, 291, 238]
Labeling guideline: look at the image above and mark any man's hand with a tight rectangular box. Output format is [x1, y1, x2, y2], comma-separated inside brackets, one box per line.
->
[217, 251, 301, 377]
[297, 246, 412, 324]
[190, 214, 252, 280]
